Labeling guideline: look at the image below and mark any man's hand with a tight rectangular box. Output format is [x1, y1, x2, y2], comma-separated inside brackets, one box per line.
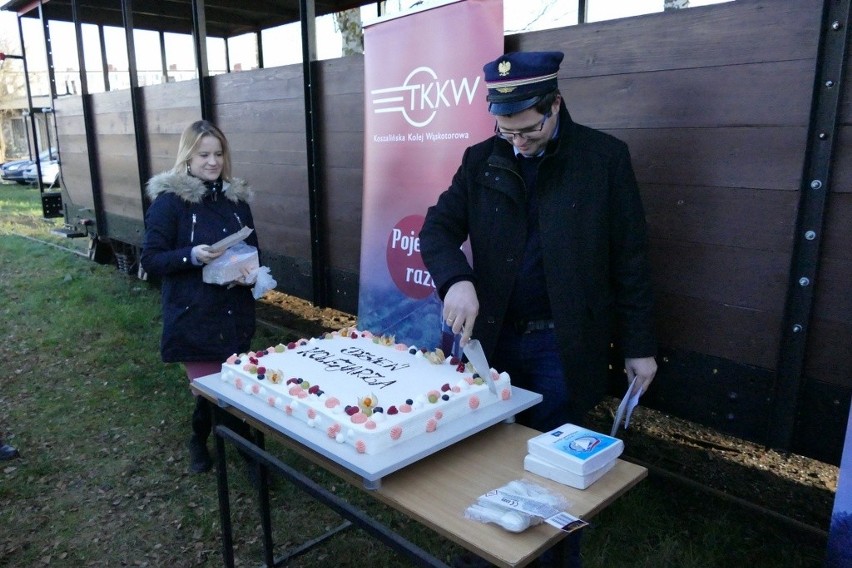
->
[625, 356, 657, 396]
[443, 280, 479, 345]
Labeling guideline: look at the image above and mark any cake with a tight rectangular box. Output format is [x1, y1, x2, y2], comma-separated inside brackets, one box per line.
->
[218, 327, 513, 455]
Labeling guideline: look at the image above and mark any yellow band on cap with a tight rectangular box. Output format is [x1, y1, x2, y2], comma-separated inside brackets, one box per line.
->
[485, 71, 559, 90]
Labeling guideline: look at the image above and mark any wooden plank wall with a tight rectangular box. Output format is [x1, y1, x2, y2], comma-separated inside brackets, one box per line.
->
[88, 89, 144, 244]
[209, 65, 313, 297]
[811, 51, 852, 390]
[142, 81, 202, 179]
[53, 96, 94, 213]
[512, 0, 823, 376]
[47, 0, 848, 459]
[208, 57, 366, 307]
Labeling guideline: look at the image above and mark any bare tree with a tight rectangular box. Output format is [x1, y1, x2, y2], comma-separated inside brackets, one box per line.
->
[665, 0, 690, 10]
[0, 38, 28, 163]
[506, 0, 571, 34]
[334, 8, 363, 56]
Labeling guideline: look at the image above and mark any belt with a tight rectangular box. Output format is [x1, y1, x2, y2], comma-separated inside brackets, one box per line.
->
[511, 319, 555, 334]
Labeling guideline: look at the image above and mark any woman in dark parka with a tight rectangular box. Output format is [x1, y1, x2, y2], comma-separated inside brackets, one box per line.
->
[141, 120, 258, 473]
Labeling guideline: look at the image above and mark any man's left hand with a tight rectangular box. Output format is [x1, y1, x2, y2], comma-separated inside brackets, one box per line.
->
[625, 357, 657, 396]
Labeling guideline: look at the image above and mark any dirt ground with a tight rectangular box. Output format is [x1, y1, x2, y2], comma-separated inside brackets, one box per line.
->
[257, 290, 839, 533]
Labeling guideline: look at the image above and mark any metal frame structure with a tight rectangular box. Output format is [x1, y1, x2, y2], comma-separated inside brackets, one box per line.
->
[769, 0, 851, 450]
[212, 417, 450, 568]
[1, 0, 849, 462]
[4, 0, 369, 306]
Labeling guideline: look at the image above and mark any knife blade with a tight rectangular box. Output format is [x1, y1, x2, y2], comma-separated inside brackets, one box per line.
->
[463, 339, 497, 394]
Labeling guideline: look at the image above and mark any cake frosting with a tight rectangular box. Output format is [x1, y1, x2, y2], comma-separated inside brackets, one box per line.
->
[218, 327, 512, 455]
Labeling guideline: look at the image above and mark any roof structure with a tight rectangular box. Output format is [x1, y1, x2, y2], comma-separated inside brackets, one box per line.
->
[0, 0, 371, 38]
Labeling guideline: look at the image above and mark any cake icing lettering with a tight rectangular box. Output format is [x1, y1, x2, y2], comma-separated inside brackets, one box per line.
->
[221, 329, 513, 455]
[296, 346, 398, 388]
[339, 346, 411, 371]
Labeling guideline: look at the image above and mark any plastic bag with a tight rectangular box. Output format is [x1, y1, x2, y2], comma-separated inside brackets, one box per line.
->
[464, 479, 571, 533]
[251, 266, 277, 299]
[202, 242, 259, 285]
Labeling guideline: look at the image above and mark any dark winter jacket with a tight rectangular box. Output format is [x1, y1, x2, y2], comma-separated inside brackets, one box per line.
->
[141, 171, 258, 363]
[419, 102, 656, 419]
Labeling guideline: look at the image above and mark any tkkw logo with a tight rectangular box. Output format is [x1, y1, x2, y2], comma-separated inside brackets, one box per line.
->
[370, 66, 481, 128]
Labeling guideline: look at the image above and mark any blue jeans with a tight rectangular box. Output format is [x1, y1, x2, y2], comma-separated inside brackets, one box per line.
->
[490, 326, 583, 568]
[491, 326, 575, 432]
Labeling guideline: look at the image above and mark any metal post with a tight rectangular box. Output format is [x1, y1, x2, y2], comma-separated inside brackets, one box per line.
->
[32, 1, 51, 192]
[252, 429, 275, 568]
[212, 410, 235, 568]
[98, 25, 110, 91]
[71, 0, 107, 239]
[121, 0, 152, 216]
[16, 15, 38, 166]
[578, 0, 587, 24]
[768, 0, 851, 450]
[299, 0, 329, 308]
[191, 0, 212, 120]
[38, 2, 56, 100]
[255, 30, 263, 69]
[159, 31, 168, 82]
[43, 108, 52, 158]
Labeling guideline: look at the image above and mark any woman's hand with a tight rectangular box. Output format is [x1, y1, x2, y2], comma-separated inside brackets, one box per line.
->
[228, 266, 256, 288]
[192, 245, 223, 264]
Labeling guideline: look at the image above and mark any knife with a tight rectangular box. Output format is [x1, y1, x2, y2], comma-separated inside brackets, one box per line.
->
[463, 339, 498, 395]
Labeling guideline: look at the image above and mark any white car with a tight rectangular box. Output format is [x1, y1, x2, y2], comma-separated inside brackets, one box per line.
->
[23, 158, 60, 187]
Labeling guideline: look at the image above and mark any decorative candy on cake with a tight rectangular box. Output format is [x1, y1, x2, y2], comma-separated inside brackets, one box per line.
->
[219, 327, 512, 455]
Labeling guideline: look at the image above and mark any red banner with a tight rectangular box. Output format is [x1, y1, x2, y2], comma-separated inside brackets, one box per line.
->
[358, 0, 503, 347]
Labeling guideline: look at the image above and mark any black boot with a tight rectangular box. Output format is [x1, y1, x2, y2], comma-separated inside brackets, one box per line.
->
[188, 397, 212, 473]
[0, 440, 19, 461]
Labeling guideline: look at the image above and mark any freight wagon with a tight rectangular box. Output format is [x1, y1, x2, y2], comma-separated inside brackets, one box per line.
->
[3, 0, 849, 464]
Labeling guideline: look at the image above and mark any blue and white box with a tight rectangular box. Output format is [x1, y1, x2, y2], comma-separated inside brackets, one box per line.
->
[523, 453, 617, 489]
[527, 423, 623, 476]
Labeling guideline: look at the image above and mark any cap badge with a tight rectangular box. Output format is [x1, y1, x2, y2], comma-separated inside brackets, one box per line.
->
[498, 60, 511, 77]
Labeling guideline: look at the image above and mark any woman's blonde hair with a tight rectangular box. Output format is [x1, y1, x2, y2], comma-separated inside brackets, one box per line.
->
[173, 120, 232, 181]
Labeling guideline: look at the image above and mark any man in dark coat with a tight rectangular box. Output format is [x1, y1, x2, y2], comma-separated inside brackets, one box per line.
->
[420, 51, 657, 432]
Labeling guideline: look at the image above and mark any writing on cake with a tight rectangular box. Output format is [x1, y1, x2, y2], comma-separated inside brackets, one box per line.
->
[219, 328, 512, 455]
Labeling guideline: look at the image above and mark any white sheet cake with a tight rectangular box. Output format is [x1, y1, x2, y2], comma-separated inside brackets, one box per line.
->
[219, 328, 513, 455]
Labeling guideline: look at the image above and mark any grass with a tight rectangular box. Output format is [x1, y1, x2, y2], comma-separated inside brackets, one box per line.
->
[0, 183, 829, 567]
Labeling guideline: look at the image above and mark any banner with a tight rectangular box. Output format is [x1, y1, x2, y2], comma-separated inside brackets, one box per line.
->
[358, 0, 503, 348]
[826, 400, 852, 567]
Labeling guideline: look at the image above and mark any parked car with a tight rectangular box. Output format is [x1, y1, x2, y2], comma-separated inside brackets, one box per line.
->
[22, 156, 60, 187]
[1, 148, 58, 185]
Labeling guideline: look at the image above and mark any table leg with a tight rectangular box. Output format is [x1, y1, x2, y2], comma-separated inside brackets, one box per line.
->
[215, 425, 450, 567]
[253, 428, 275, 567]
[213, 409, 235, 568]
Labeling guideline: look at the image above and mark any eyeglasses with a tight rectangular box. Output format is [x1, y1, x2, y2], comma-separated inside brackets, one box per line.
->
[494, 111, 552, 142]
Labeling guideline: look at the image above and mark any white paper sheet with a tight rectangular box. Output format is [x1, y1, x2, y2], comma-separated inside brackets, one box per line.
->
[610, 377, 642, 437]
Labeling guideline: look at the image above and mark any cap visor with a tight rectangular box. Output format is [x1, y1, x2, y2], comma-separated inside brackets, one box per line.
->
[488, 96, 540, 116]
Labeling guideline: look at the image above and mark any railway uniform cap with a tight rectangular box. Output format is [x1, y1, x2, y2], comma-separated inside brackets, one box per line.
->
[483, 51, 564, 115]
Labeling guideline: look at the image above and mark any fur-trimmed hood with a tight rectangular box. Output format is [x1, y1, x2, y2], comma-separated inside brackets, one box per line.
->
[146, 171, 253, 204]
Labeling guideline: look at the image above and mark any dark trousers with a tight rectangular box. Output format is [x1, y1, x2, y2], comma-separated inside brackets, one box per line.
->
[490, 326, 583, 568]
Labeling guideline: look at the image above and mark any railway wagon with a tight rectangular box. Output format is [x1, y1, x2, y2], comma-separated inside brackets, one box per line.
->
[5, 0, 850, 464]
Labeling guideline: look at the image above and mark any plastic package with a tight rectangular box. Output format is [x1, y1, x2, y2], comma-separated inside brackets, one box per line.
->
[202, 243, 259, 285]
[251, 265, 277, 299]
[464, 479, 571, 533]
